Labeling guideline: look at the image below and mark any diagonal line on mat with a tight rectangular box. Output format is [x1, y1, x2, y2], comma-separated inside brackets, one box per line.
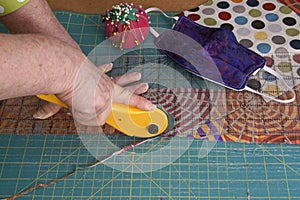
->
[87, 145, 174, 200]
[130, 138, 167, 164]
[260, 145, 300, 177]
[86, 159, 133, 199]
[171, 164, 198, 199]
[81, 169, 124, 200]
[132, 163, 175, 200]
[13, 137, 89, 195]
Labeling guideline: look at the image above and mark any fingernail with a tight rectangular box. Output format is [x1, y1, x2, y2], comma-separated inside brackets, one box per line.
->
[130, 72, 141, 82]
[33, 109, 51, 119]
[134, 72, 141, 79]
[106, 63, 113, 70]
[33, 110, 46, 119]
[142, 83, 149, 90]
[66, 112, 72, 116]
[147, 101, 156, 110]
[135, 83, 148, 92]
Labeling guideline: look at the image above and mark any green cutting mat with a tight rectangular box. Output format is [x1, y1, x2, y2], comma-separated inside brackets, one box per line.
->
[0, 10, 300, 199]
[1, 134, 300, 199]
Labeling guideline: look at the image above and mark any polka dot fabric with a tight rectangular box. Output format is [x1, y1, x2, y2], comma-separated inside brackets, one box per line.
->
[183, 0, 300, 100]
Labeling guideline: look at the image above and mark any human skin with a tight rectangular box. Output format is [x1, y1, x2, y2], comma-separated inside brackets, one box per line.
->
[0, 0, 154, 124]
[0, 0, 80, 49]
[0, 33, 155, 125]
[0, 0, 81, 119]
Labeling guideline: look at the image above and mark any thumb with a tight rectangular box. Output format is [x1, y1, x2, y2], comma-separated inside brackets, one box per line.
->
[113, 84, 156, 111]
[33, 102, 62, 119]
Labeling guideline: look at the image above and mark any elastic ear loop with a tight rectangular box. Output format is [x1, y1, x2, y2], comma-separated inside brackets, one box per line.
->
[145, 7, 296, 104]
[245, 66, 296, 103]
[145, 7, 178, 38]
[145, 7, 179, 21]
[244, 0, 299, 104]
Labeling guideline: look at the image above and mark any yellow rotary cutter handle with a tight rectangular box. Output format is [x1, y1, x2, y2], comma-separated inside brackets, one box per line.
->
[36, 94, 174, 138]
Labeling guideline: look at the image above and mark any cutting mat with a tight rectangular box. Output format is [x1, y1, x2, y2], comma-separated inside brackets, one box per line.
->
[1, 134, 300, 199]
[0, 8, 300, 199]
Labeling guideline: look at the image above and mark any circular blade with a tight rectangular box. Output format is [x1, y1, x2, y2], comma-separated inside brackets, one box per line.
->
[161, 109, 175, 133]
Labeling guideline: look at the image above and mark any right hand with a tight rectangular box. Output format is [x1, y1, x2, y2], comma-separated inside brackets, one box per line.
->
[57, 62, 155, 126]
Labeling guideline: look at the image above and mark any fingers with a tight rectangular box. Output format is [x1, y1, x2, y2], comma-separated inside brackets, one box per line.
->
[98, 63, 113, 73]
[61, 61, 153, 126]
[113, 84, 156, 111]
[125, 82, 149, 94]
[111, 72, 149, 94]
[67, 61, 115, 126]
[100, 64, 145, 92]
[33, 102, 62, 119]
[113, 72, 142, 86]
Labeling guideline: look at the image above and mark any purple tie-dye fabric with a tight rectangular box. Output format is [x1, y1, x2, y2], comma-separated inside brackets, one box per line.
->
[154, 16, 266, 90]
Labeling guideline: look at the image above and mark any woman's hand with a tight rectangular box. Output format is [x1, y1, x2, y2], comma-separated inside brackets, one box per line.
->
[0, 0, 81, 119]
[57, 61, 155, 126]
[0, 33, 155, 126]
[34, 63, 153, 121]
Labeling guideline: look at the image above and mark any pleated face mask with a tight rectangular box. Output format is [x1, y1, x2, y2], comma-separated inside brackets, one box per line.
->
[148, 14, 295, 103]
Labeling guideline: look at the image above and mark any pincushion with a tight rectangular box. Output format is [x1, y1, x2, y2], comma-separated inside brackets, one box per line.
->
[104, 3, 150, 49]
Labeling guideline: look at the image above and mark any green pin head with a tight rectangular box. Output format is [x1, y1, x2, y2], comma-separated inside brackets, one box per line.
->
[105, 3, 138, 25]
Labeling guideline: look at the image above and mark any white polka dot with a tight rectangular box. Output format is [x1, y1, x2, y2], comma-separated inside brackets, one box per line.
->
[17, 0, 26, 2]
[0, 6, 4, 13]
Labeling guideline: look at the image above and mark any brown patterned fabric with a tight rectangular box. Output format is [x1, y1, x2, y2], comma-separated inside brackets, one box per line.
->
[1, 87, 300, 144]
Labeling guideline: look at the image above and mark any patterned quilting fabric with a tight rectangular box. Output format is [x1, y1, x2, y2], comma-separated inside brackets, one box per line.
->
[180, 0, 300, 103]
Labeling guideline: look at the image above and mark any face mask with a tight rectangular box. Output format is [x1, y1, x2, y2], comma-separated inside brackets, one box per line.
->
[146, 9, 295, 104]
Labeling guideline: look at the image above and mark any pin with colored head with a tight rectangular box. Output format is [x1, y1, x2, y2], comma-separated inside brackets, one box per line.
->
[103, 3, 150, 49]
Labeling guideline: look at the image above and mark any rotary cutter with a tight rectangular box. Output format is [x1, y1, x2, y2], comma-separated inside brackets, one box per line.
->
[37, 94, 174, 138]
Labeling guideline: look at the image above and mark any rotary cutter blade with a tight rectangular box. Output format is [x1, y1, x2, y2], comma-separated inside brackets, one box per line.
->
[37, 94, 174, 138]
[159, 107, 175, 133]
